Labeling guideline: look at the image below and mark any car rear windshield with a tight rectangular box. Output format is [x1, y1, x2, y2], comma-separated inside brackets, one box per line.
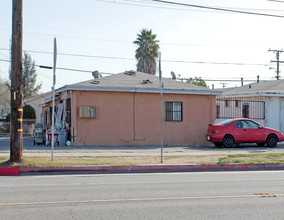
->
[216, 119, 235, 126]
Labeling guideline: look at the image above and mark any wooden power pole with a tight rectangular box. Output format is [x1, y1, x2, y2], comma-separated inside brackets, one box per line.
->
[268, 49, 284, 80]
[10, 0, 23, 163]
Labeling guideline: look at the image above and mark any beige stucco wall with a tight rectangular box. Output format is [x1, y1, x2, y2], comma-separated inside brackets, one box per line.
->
[24, 92, 52, 123]
[70, 90, 216, 146]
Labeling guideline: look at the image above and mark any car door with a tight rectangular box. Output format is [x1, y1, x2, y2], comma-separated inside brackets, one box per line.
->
[233, 120, 247, 142]
[236, 120, 265, 142]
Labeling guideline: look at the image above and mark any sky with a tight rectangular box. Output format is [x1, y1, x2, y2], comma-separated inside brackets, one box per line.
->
[1, 0, 284, 93]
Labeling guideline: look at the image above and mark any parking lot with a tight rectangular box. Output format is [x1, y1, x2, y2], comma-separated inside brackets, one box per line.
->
[1, 136, 284, 157]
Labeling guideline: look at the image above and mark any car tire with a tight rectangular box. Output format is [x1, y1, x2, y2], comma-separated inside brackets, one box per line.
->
[223, 135, 234, 148]
[257, 142, 265, 147]
[266, 135, 278, 148]
[214, 142, 223, 147]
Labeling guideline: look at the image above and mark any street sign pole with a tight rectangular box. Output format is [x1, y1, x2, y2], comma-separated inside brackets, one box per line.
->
[159, 52, 163, 163]
[51, 38, 57, 161]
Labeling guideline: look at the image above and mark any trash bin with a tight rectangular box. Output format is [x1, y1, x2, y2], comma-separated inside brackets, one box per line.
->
[33, 122, 44, 145]
[47, 133, 59, 146]
[59, 130, 68, 146]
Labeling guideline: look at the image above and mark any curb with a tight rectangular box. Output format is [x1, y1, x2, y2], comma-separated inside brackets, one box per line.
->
[1, 164, 284, 176]
[0, 167, 19, 176]
[15, 163, 284, 176]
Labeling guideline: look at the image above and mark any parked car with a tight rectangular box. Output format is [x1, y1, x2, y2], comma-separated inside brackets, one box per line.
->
[206, 118, 284, 148]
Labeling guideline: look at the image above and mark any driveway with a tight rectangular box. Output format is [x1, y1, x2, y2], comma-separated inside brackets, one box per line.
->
[1, 136, 284, 157]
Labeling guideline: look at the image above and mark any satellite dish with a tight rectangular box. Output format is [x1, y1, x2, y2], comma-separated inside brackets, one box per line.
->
[171, 71, 176, 80]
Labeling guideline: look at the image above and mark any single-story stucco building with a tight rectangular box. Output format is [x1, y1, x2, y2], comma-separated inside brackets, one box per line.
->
[216, 79, 284, 132]
[42, 71, 221, 146]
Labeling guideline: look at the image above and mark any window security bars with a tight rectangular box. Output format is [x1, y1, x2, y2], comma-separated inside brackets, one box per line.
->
[216, 97, 265, 119]
[165, 102, 183, 121]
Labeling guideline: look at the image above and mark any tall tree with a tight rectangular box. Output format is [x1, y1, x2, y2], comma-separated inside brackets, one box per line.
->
[22, 52, 42, 99]
[133, 29, 160, 75]
[188, 77, 207, 88]
[0, 77, 10, 118]
[8, 52, 42, 100]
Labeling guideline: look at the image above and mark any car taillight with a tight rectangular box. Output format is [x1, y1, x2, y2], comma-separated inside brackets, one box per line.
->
[213, 130, 219, 134]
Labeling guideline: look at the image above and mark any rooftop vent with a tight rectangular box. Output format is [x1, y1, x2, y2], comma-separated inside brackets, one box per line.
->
[124, 70, 136, 76]
[142, 79, 153, 84]
[92, 70, 102, 79]
[90, 80, 100, 84]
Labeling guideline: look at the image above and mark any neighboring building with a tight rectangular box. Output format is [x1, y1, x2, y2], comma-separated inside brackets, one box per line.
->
[217, 80, 284, 132]
[0, 82, 10, 120]
[23, 91, 52, 123]
[42, 71, 221, 146]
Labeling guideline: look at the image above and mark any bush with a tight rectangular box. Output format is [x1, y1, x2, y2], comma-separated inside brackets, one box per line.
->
[4, 114, 10, 122]
[23, 105, 35, 119]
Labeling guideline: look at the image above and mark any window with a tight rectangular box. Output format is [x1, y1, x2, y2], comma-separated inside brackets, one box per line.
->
[242, 104, 249, 118]
[235, 120, 260, 129]
[216, 105, 220, 118]
[217, 119, 235, 126]
[225, 100, 229, 107]
[79, 106, 96, 118]
[235, 100, 239, 107]
[66, 98, 71, 123]
[165, 102, 182, 121]
[242, 120, 259, 129]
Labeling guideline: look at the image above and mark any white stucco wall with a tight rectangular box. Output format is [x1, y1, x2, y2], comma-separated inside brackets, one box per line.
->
[265, 96, 284, 132]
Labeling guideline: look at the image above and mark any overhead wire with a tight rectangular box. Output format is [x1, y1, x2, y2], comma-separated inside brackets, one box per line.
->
[0, 48, 270, 66]
[151, 0, 284, 18]
[95, 0, 284, 14]
[0, 57, 274, 82]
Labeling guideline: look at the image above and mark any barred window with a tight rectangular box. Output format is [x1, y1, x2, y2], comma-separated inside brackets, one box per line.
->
[79, 106, 96, 118]
[66, 98, 71, 123]
[235, 100, 239, 107]
[165, 102, 183, 122]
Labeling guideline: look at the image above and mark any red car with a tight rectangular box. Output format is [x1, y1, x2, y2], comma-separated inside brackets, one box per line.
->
[206, 118, 284, 148]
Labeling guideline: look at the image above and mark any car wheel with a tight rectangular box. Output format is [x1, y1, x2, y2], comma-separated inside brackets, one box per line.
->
[214, 142, 223, 147]
[257, 142, 265, 147]
[223, 135, 234, 148]
[266, 135, 278, 148]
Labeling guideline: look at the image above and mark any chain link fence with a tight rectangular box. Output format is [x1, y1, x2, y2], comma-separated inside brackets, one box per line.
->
[0, 119, 36, 136]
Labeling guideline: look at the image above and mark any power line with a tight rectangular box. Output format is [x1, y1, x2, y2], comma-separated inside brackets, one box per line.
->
[0, 58, 274, 82]
[152, 0, 284, 18]
[0, 48, 269, 66]
[0, 58, 112, 74]
[0, 27, 273, 47]
[96, 0, 284, 13]
[268, 0, 284, 3]
[94, 0, 224, 13]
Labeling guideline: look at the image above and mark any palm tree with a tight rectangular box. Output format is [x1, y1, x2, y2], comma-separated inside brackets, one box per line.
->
[133, 29, 160, 75]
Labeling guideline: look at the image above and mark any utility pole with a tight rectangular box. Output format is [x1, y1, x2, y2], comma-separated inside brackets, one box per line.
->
[268, 49, 284, 80]
[10, 0, 23, 163]
[220, 82, 227, 88]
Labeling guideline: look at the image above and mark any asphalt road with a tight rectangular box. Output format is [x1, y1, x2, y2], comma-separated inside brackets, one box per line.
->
[1, 137, 284, 156]
[0, 171, 284, 219]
